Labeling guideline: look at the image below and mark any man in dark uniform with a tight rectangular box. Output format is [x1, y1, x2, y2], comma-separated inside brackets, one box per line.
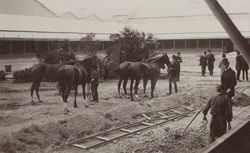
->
[176, 52, 182, 81]
[236, 51, 243, 80]
[91, 68, 99, 102]
[207, 49, 215, 76]
[168, 55, 178, 94]
[199, 52, 207, 76]
[221, 59, 237, 127]
[202, 84, 231, 143]
[241, 57, 249, 81]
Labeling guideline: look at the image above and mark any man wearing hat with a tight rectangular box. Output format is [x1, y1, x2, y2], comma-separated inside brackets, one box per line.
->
[207, 49, 215, 76]
[221, 59, 236, 128]
[168, 55, 178, 94]
[199, 52, 208, 76]
[202, 84, 231, 143]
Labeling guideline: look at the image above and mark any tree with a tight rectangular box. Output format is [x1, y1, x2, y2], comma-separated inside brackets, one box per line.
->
[110, 26, 158, 62]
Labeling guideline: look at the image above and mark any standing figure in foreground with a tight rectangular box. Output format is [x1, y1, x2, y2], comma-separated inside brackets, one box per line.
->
[235, 51, 243, 81]
[241, 57, 249, 81]
[168, 55, 178, 94]
[219, 53, 228, 75]
[91, 68, 99, 102]
[221, 59, 236, 128]
[207, 49, 215, 76]
[176, 52, 182, 81]
[202, 84, 231, 144]
[199, 52, 208, 76]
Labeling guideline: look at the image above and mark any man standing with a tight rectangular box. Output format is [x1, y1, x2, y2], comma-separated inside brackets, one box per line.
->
[168, 55, 178, 94]
[202, 84, 231, 143]
[199, 52, 208, 76]
[176, 52, 182, 81]
[221, 59, 237, 127]
[91, 68, 99, 102]
[236, 51, 243, 80]
[241, 57, 249, 81]
[219, 54, 228, 75]
[207, 49, 215, 76]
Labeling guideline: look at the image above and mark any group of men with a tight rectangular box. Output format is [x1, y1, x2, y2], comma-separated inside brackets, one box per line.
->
[199, 49, 216, 76]
[202, 52, 238, 144]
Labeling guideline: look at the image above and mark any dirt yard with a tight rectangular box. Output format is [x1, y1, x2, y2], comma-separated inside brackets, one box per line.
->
[0, 52, 250, 153]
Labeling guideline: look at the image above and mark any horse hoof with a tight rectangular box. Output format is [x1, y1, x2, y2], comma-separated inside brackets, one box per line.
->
[31, 101, 36, 105]
[74, 105, 78, 108]
[85, 104, 89, 107]
[38, 100, 43, 103]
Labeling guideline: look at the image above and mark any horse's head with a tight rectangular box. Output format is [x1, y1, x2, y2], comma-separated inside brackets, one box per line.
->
[146, 53, 170, 69]
[79, 55, 98, 70]
[160, 53, 171, 67]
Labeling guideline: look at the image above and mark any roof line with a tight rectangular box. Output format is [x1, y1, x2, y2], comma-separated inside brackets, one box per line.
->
[34, 0, 56, 16]
[0, 29, 113, 35]
[129, 12, 250, 20]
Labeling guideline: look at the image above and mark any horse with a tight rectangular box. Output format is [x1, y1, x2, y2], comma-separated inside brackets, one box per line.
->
[57, 56, 98, 114]
[116, 61, 133, 97]
[138, 53, 171, 99]
[116, 53, 170, 101]
[30, 60, 79, 103]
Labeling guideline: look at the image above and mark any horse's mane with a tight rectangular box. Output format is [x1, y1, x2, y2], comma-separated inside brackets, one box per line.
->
[144, 54, 163, 63]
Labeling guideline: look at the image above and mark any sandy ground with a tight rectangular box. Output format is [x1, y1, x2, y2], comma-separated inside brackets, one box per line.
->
[0, 51, 250, 153]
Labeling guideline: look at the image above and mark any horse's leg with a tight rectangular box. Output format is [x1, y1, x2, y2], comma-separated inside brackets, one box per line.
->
[73, 83, 78, 108]
[64, 81, 71, 113]
[123, 77, 128, 96]
[143, 77, 148, 97]
[134, 78, 140, 100]
[60, 80, 68, 114]
[118, 78, 122, 97]
[85, 83, 91, 107]
[30, 81, 36, 103]
[35, 80, 42, 103]
[130, 78, 134, 101]
[151, 79, 157, 99]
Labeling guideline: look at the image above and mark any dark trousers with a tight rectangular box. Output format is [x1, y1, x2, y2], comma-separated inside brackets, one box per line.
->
[177, 68, 180, 81]
[236, 69, 241, 80]
[169, 77, 177, 94]
[208, 67, 213, 76]
[201, 66, 206, 76]
[91, 83, 99, 102]
[242, 70, 249, 81]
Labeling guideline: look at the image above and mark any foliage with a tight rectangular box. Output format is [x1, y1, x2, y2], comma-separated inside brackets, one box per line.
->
[0, 71, 5, 81]
[110, 26, 159, 62]
[38, 49, 76, 64]
[13, 68, 33, 83]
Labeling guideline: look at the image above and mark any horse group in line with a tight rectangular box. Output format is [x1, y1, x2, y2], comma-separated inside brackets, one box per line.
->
[30, 56, 98, 114]
[29, 53, 170, 114]
[116, 53, 170, 101]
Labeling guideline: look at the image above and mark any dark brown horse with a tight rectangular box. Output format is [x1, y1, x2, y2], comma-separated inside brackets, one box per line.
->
[30, 60, 79, 103]
[116, 53, 170, 101]
[57, 56, 98, 114]
[140, 53, 170, 99]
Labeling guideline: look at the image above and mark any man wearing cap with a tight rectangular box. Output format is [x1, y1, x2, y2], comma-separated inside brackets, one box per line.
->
[207, 49, 215, 76]
[168, 55, 178, 94]
[221, 59, 236, 129]
[176, 52, 182, 81]
[202, 84, 231, 143]
[199, 52, 208, 76]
